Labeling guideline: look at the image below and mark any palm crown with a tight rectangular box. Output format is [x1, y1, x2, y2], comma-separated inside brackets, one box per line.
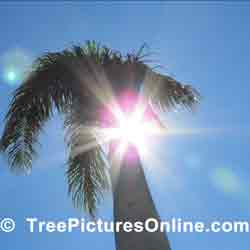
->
[0, 41, 200, 216]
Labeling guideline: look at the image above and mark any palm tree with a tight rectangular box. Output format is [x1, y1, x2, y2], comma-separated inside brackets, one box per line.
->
[0, 41, 200, 250]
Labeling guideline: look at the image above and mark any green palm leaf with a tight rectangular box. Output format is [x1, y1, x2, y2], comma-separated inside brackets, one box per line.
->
[143, 69, 201, 111]
[67, 145, 109, 217]
[65, 107, 109, 217]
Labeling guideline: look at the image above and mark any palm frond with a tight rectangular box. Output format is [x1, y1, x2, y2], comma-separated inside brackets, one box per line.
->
[65, 119, 109, 217]
[0, 81, 67, 173]
[143, 69, 201, 111]
[0, 44, 96, 173]
[67, 147, 109, 217]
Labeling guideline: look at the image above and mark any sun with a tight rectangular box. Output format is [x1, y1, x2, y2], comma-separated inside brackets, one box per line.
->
[102, 106, 161, 156]
[113, 114, 146, 154]
[119, 115, 145, 144]
[96, 91, 164, 158]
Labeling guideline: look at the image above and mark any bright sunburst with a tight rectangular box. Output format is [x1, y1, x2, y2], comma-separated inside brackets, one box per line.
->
[98, 98, 162, 157]
[111, 114, 159, 155]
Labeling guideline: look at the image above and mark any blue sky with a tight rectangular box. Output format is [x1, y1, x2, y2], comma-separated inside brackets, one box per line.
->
[1, 2, 250, 250]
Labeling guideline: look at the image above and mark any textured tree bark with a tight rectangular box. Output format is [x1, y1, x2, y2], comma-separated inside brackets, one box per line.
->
[110, 145, 171, 250]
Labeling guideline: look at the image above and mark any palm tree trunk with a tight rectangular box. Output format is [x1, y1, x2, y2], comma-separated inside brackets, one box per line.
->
[110, 145, 171, 250]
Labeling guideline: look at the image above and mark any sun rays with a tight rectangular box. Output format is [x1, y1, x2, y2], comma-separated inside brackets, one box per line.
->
[67, 85, 165, 163]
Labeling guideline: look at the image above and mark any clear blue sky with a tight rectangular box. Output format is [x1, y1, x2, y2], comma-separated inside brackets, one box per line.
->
[0, 2, 250, 250]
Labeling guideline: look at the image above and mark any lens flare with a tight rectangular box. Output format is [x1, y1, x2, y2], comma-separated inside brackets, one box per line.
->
[1, 48, 32, 86]
[210, 167, 243, 195]
[6, 70, 17, 82]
